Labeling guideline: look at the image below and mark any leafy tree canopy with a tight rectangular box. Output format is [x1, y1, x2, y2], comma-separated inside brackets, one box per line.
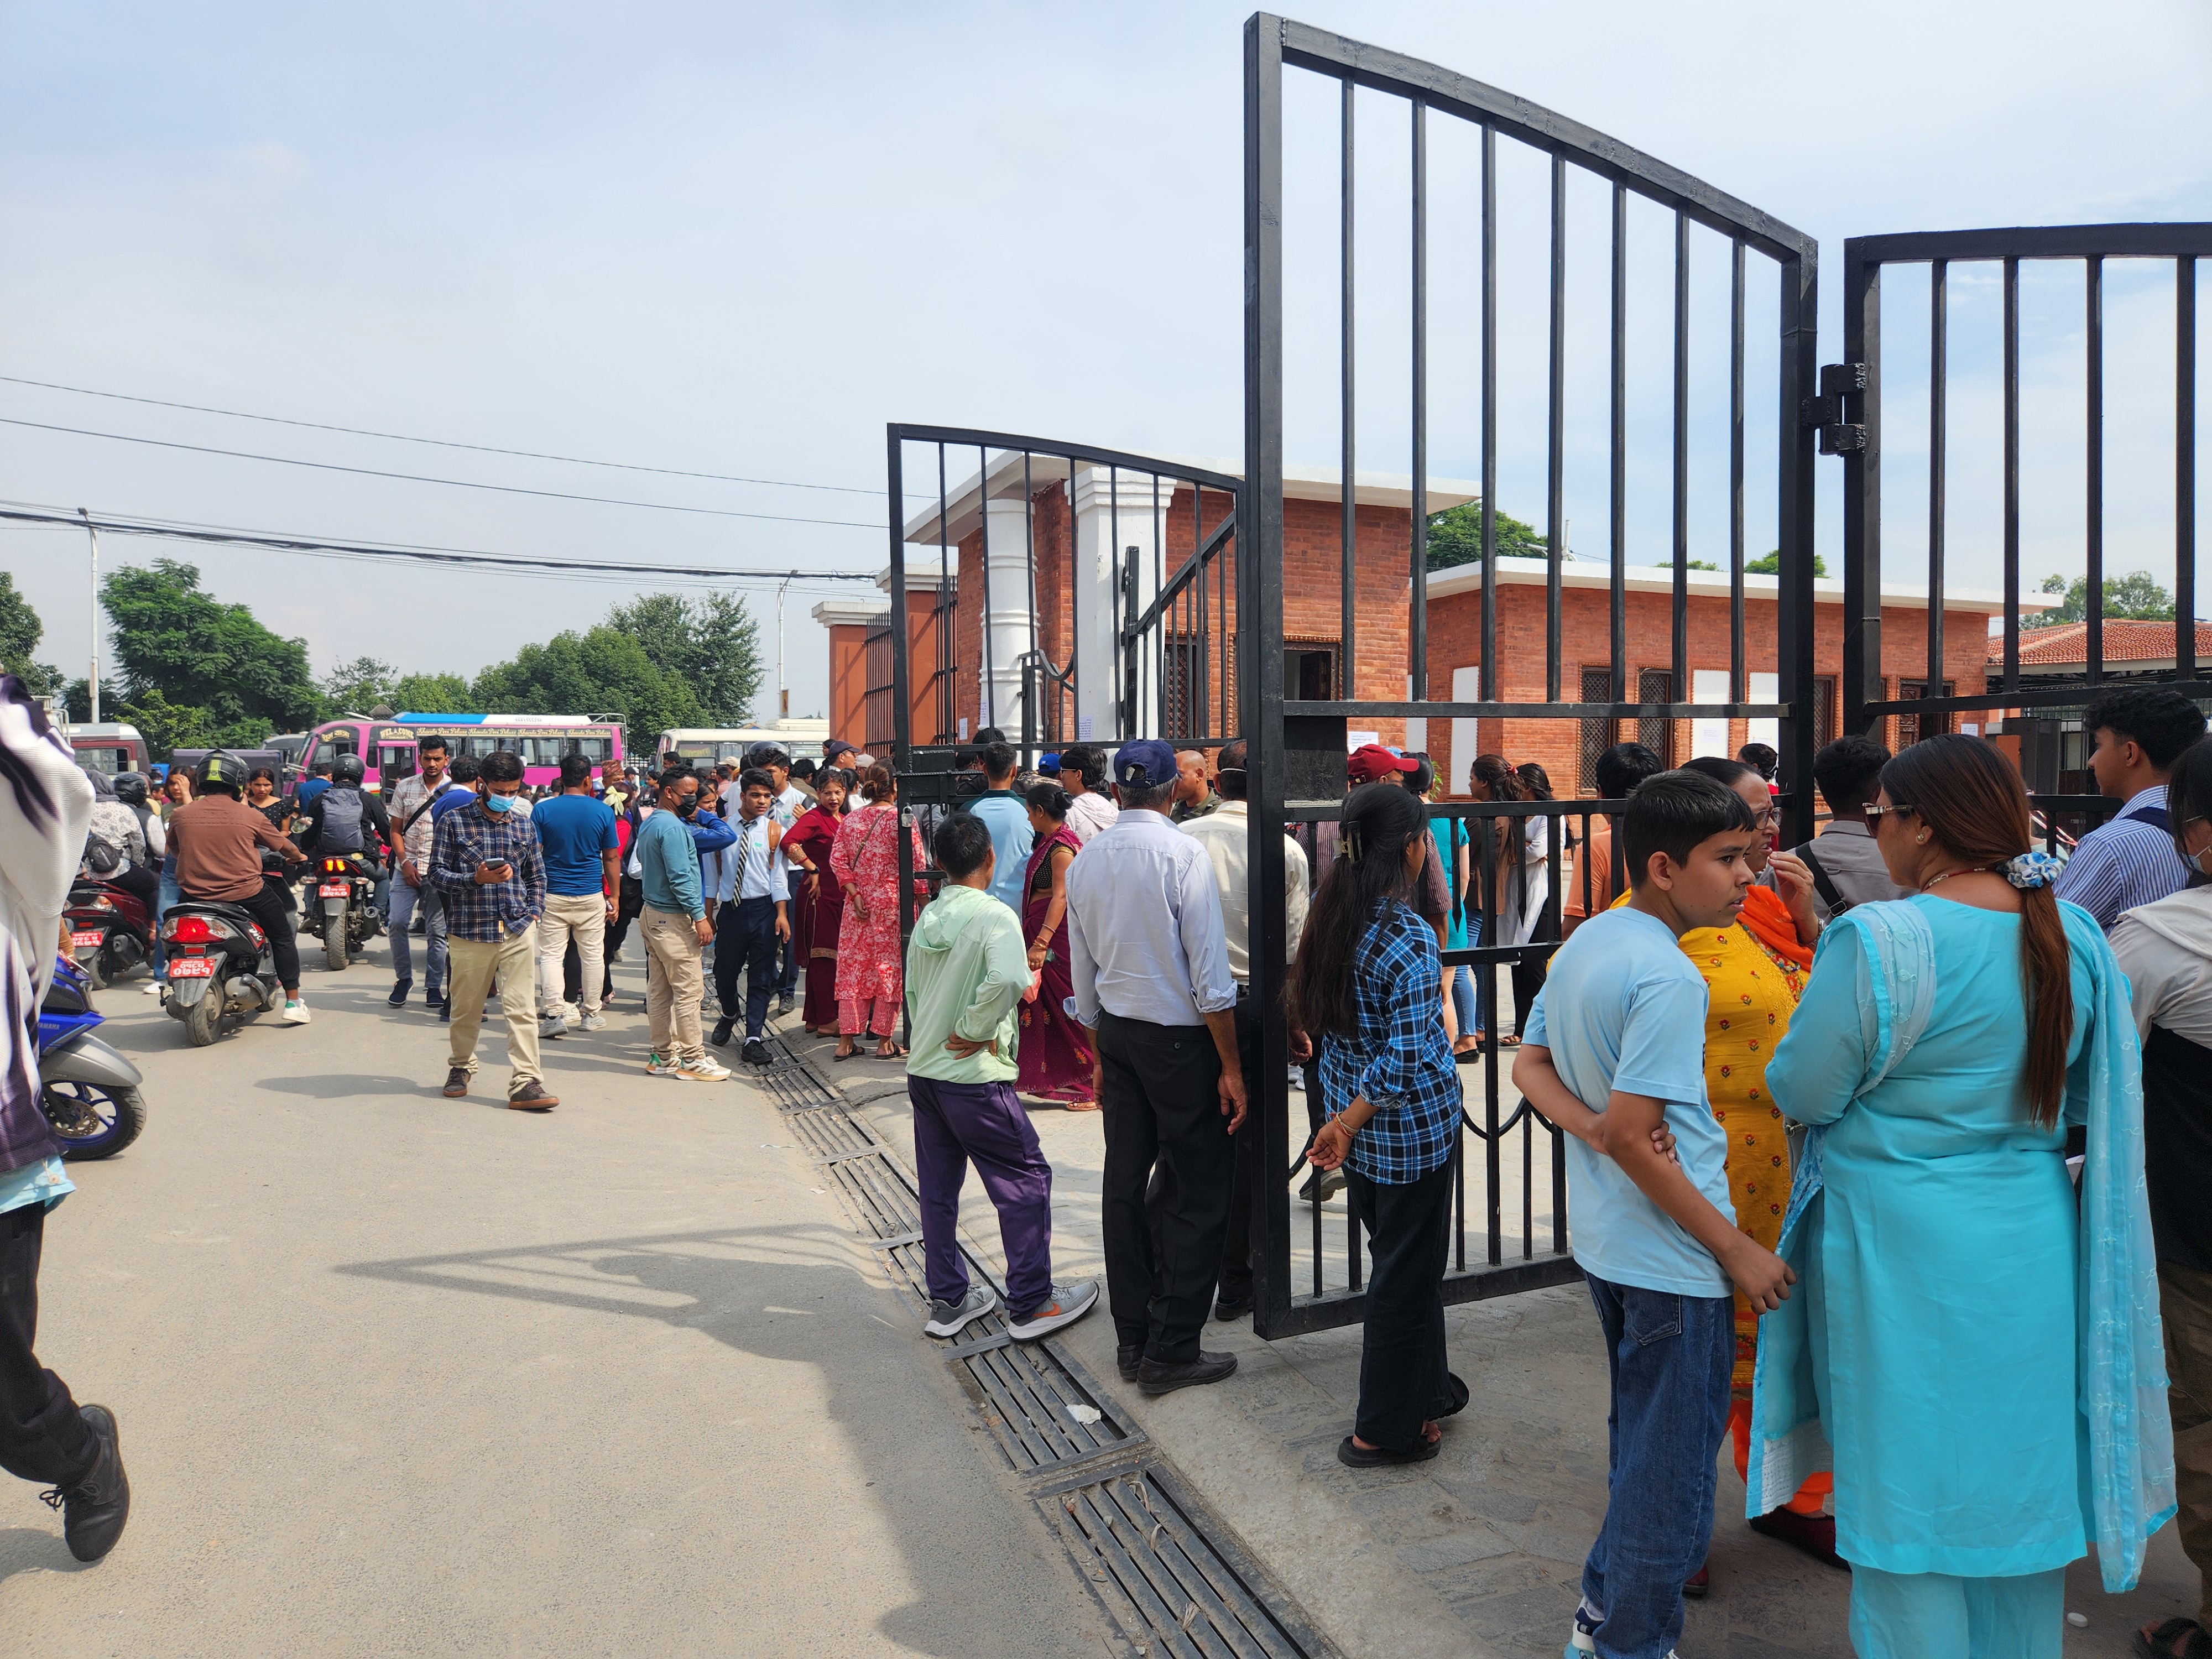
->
[101, 559, 321, 753]
[390, 671, 473, 713]
[603, 591, 764, 725]
[2026, 570, 2175, 629]
[323, 656, 399, 714]
[1657, 549, 1828, 577]
[472, 625, 704, 754]
[1425, 502, 1553, 570]
[0, 572, 65, 695]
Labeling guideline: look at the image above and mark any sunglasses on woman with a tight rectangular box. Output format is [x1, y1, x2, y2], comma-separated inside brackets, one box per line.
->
[1862, 802, 1917, 824]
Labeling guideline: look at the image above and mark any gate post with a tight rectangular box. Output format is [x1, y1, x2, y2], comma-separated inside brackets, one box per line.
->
[1777, 249, 1820, 844]
[1840, 242, 1881, 742]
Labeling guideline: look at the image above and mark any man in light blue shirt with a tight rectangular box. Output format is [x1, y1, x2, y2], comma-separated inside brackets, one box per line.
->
[709, 768, 790, 1067]
[965, 740, 1034, 920]
[1511, 769, 1793, 1659]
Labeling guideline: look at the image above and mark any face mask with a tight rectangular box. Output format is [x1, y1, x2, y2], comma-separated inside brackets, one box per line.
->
[483, 792, 517, 815]
[674, 796, 700, 820]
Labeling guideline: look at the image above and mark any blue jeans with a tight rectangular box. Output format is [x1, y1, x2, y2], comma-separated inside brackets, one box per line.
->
[1449, 964, 1478, 1040]
[714, 895, 778, 1039]
[387, 875, 446, 991]
[1579, 1271, 1733, 1659]
[152, 868, 181, 981]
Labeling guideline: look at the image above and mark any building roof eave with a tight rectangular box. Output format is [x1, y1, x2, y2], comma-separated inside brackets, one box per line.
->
[1421, 555, 2058, 617]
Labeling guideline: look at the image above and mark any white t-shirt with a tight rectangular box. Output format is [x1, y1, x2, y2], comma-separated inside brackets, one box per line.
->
[1525, 904, 1735, 1297]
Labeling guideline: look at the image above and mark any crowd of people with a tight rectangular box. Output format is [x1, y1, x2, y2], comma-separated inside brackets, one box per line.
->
[8, 668, 2209, 1657]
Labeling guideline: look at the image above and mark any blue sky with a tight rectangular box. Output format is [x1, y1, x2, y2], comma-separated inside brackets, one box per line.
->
[3, 1, 2206, 722]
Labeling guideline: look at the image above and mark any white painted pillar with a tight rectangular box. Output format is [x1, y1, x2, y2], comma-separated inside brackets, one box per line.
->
[1070, 467, 1173, 744]
[980, 495, 1035, 738]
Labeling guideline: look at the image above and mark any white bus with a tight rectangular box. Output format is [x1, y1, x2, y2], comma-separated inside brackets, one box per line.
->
[655, 721, 830, 773]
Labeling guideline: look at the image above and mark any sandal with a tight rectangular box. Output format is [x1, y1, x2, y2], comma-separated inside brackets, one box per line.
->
[833, 1041, 862, 1061]
[873, 1042, 909, 1060]
[1336, 1433, 1439, 1468]
[2135, 1619, 2212, 1659]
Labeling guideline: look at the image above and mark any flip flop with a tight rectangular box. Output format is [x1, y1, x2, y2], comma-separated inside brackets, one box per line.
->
[873, 1044, 909, 1060]
[1335, 1433, 1440, 1468]
[2134, 1619, 2212, 1659]
[833, 1047, 864, 1062]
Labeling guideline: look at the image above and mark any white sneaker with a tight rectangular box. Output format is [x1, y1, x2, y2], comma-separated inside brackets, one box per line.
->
[644, 1051, 680, 1076]
[142, 979, 163, 995]
[282, 999, 312, 1025]
[579, 1010, 607, 1032]
[675, 1057, 733, 1082]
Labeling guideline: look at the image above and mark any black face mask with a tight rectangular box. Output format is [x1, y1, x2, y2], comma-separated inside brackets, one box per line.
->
[672, 795, 700, 820]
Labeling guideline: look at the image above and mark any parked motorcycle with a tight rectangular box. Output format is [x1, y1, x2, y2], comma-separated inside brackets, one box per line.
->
[38, 956, 148, 1159]
[311, 851, 382, 972]
[161, 865, 288, 1047]
[65, 877, 155, 990]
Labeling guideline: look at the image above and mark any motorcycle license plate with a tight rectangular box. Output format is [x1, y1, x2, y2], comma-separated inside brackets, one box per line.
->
[71, 930, 104, 948]
[170, 957, 215, 978]
[319, 883, 349, 898]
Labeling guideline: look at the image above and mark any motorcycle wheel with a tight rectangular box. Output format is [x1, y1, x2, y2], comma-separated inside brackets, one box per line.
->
[325, 911, 348, 972]
[184, 993, 223, 1047]
[40, 1081, 146, 1161]
[83, 949, 107, 991]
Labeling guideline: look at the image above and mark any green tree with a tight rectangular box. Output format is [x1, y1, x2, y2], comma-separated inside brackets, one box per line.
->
[0, 572, 66, 695]
[101, 559, 322, 753]
[323, 656, 398, 713]
[1744, 550, 1829, 578]
[603, 591, 765, 724]
[390, 671, 474, 713]
[2025, 570, 2175, 629]
[472, 625, 704, 754]
[1424, 502, 1554, 571]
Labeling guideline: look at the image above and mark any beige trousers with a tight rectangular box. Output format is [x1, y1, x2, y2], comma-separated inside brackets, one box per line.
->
[446, 927, 542, 1095]
[535, 891, 607, 1018]
[641, 906, 707, 1066]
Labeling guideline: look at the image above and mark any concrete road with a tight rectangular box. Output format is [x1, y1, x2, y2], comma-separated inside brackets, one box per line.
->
[0, 943, 1119, 1657]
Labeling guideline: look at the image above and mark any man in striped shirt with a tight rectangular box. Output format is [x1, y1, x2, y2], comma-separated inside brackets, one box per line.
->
[2054, 687, 2206, 931]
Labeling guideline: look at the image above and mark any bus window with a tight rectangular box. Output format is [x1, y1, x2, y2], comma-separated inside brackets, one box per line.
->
[525, 737, 562, 765]
[577, 737, 612, 761]
[378, 744, 416, 786]
[467, 735, 502, 759]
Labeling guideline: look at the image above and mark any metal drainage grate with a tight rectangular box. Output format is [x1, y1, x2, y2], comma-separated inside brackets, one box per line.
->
[749, 1025, 1344, 1659]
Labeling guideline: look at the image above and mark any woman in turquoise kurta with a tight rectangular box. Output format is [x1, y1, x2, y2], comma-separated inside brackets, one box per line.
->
[1751, 734, 2173, 1658]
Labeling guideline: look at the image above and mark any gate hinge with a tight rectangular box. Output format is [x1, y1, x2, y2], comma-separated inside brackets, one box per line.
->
[1806, 362, 1867, 455]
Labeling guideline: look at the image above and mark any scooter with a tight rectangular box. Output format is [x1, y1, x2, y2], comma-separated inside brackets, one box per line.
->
[161, 858, 289, 1047]
[65, 877, 155, 990]
[311, 851, 382, 972]
[38, 956, 148, 1159]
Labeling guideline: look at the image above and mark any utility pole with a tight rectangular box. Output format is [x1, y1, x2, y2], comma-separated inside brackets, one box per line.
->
[777, 576, 790, 722]
[79, 508, 99, 723]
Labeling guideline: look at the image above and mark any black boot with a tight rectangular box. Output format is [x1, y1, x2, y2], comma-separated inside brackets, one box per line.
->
[42, 1404, 129, 1563]
[709, 1016, 735, 1048]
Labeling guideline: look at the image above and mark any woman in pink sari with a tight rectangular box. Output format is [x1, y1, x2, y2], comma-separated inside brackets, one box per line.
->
[828, 765, 926, 1060]
[1015, 782, 1097, 1106]
[780, 770, 848, 1035]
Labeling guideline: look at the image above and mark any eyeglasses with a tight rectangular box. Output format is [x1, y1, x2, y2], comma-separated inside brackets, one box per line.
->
[1863, 802, 1917, 824]
[1745, 805, 1776, 829]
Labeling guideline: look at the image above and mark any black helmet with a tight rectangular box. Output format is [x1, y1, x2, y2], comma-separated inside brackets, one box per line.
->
[743, 740, 790, 771]
[332, 753, 367, 787]
[194, 750, 249, 794]
[112, 771, 150, 808]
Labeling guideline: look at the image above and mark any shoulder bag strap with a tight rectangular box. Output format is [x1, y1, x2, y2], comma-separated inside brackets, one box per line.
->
[1797, 844, 1849, 916]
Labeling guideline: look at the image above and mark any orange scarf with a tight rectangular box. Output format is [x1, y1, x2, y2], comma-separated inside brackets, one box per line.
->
[1738, 883, 1813, 970]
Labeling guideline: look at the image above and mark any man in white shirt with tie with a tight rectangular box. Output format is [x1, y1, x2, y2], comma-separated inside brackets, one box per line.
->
[708, 768, 789, 1067]
[1064, 739, 1248, 1396]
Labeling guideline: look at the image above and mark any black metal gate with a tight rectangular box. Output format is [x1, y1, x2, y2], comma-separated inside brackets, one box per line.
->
[1838, 226, 2208, 851]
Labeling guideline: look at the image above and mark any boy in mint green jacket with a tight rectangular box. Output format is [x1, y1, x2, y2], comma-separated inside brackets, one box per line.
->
[906, 812, 1097, 1344]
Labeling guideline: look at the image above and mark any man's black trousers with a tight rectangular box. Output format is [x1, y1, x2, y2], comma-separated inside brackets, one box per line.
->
[187, 879, 300, 989]
[0, 1203, 97, 1489]
[1097, 1010, 1233, 1364]
[715, 895, 778, 1040]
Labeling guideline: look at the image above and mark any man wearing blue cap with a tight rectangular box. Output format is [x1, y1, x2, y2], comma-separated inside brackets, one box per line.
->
[1062, 738, 1247, 1395]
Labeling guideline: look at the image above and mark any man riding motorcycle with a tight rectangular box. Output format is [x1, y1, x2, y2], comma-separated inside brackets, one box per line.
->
[296, 753, 391, 873]
[164, 750, 312, 1024]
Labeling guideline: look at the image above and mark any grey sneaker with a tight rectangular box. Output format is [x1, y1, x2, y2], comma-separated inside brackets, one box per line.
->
[1005, 1280, 1098, 1342]
[538, 1014, 567, 1041]
[924, 1284, 999, 1339]
[579, 1010, 607, 1032]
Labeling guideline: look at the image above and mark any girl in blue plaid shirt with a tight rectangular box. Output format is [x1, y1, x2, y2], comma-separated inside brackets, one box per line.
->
[1292, 782, 1467, 1467]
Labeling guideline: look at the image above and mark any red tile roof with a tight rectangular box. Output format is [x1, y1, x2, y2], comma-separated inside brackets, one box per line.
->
[1994, 619, 2212, 666]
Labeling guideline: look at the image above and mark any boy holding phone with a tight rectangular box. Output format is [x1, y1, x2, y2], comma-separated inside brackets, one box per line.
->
[1511, 770, 1796, 1659]
[430, 748, 555, 1110]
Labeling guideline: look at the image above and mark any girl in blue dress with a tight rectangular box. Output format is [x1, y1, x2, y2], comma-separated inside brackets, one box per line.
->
[1752, 734, 2173, 1656]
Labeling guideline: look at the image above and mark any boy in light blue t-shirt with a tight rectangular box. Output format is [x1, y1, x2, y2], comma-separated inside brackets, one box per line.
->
[1514, 770, 1794, 1659]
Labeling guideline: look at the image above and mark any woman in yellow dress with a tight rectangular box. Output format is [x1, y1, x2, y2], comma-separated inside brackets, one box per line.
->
[1677, 755, 1838, 1582]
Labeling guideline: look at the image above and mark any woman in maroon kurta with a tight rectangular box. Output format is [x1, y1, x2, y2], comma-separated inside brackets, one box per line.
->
[1015, 784, 1096, 1106]
[780, 769, 849, 1034]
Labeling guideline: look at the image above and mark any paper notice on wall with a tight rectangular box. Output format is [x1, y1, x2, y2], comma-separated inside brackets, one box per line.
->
[1347, 730, 1379, 752]
[1449, 667, 1481, 791]
[958, 717, 969, 742]
[1078, 716, 1095, 740]
[1748, 673, 1778, 754]
[1691, 670, 1729, 758]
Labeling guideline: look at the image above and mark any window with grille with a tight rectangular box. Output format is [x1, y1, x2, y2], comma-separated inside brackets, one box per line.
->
[1814, 677, 1835, 749]
[1636, 669, 1676, 765]
[1577, 667, 1615, 792]
[1898, 680, 1955, 747]
[1164, 634, 1238, 741]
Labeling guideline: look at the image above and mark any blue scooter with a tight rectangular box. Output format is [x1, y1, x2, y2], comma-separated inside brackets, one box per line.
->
[37, 956, 148, 1160]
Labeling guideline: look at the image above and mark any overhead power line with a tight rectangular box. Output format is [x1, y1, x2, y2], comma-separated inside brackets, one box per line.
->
[0, 505, 881, 585]
[0, 374, 893, 498]
[0, 417, 886, 528]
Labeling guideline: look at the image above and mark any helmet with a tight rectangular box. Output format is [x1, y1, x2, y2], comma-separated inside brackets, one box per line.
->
[743, 740, 790, 771]
[113, 771, 149, 808]
[194, 750, 250, 794]
[332, 753, 367, 787]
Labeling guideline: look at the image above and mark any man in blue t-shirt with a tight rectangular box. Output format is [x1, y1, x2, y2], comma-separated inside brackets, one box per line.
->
[1512, 769, 1793, 1659]
[530, 753, 620, 1034]
[964, 740, 1034, 920]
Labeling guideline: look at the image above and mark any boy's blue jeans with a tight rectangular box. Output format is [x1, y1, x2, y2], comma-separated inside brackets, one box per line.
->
[1579, 1270, 1733, 1659]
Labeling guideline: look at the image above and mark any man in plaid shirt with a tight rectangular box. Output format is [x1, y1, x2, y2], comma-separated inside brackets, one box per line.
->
[430, 749, 555, 1109]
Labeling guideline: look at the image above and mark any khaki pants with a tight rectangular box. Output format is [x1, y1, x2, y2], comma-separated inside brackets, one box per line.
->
[447, 927, 542, 1097]
[2163, 1259, 2212, 1626]
[536, 892, 607, 1018]
[641, 906, 706, 1066]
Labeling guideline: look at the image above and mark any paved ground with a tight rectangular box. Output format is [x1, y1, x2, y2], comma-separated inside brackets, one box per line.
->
[0, 942, 1121, 1657]
[7, 930, 2200, 1657]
